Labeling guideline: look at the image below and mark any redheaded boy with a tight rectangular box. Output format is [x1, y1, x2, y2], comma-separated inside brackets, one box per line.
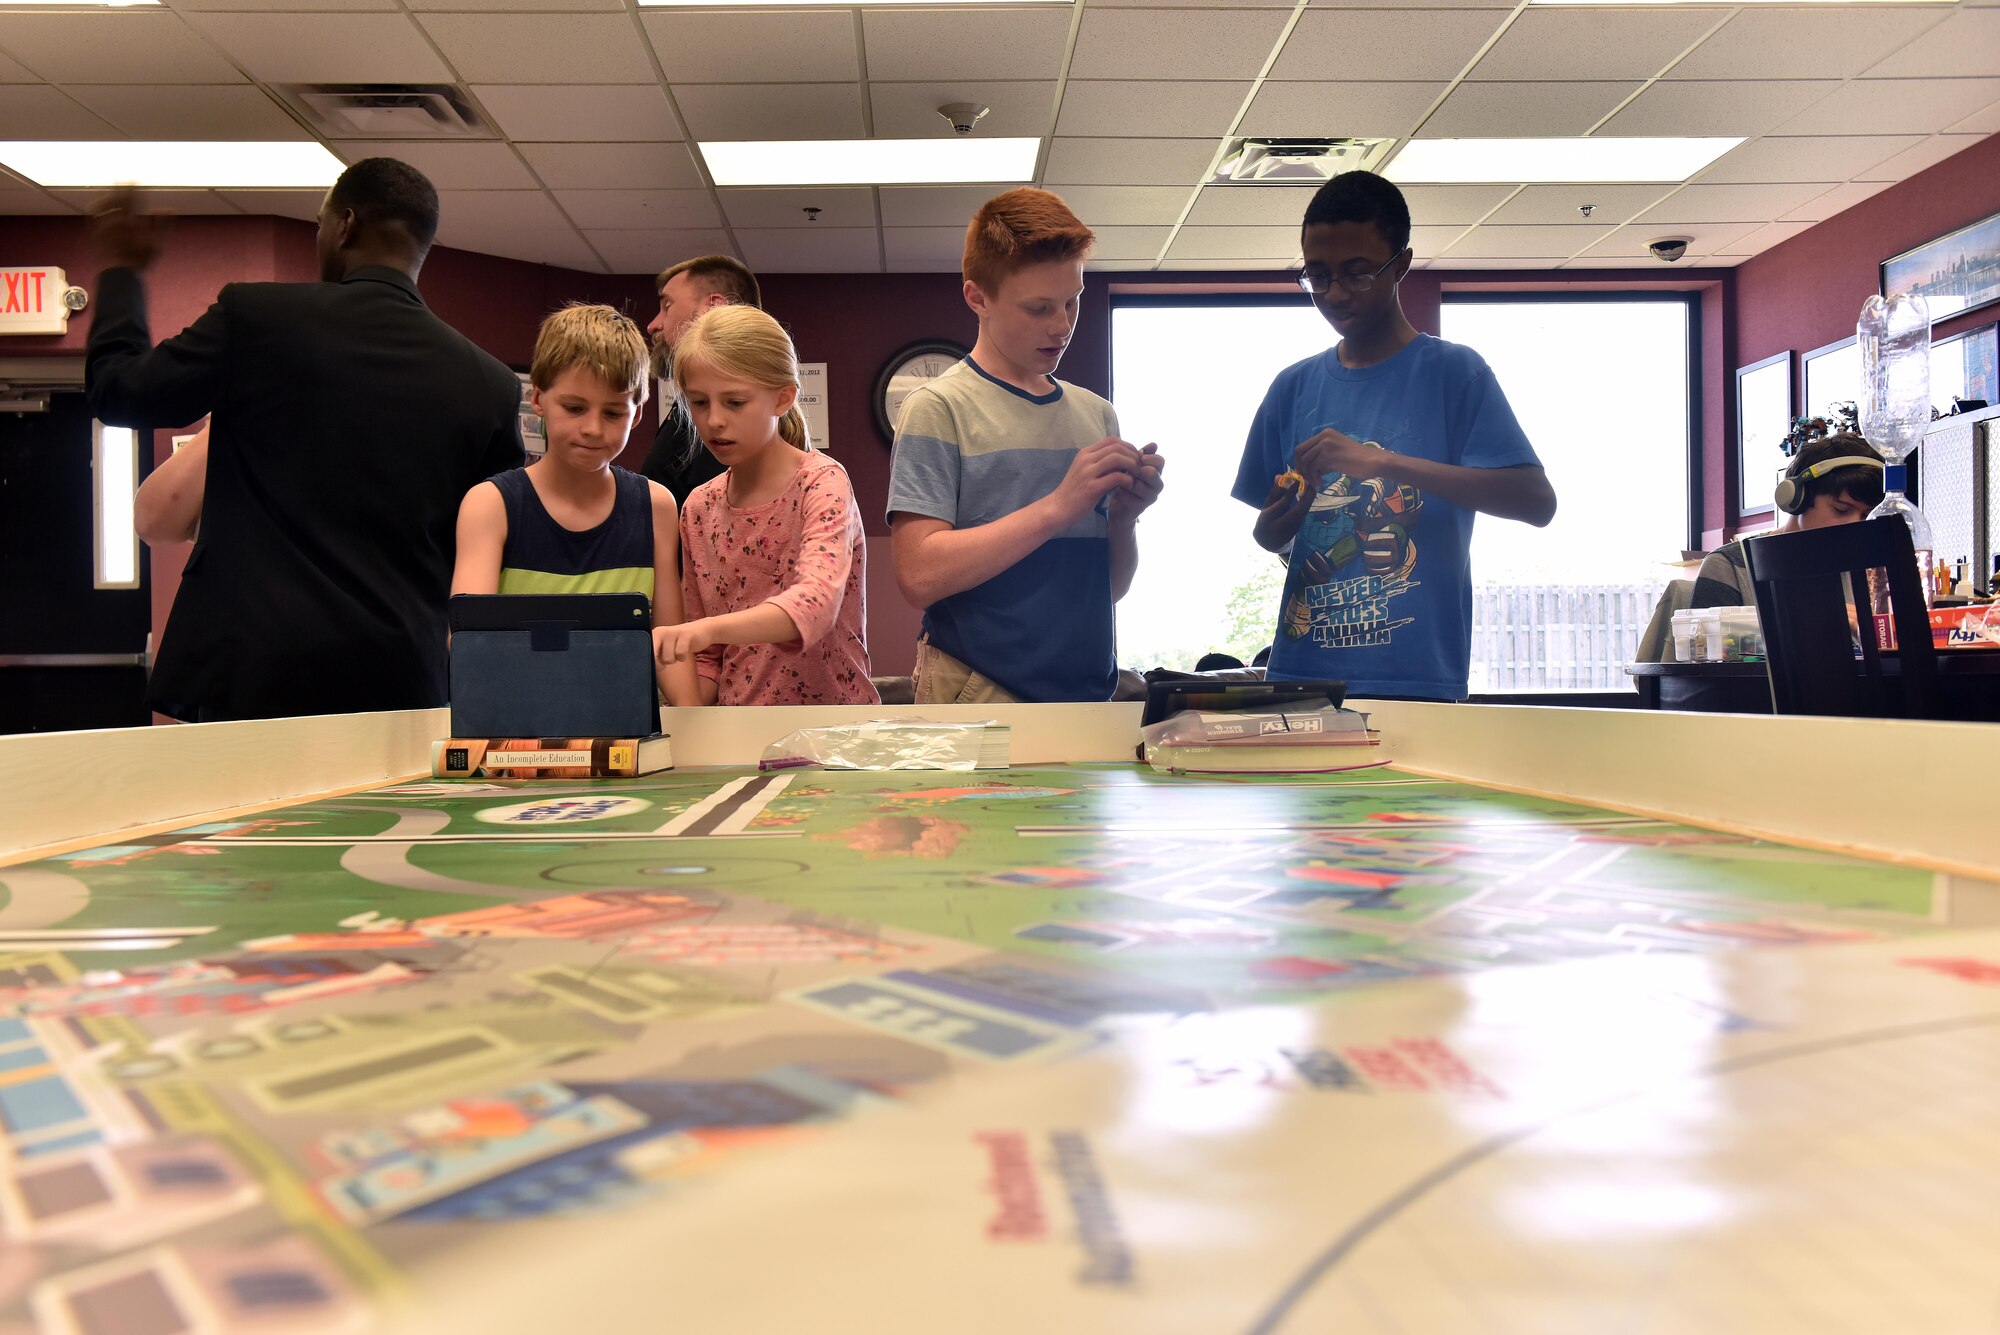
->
[886, 187, 1163, 704]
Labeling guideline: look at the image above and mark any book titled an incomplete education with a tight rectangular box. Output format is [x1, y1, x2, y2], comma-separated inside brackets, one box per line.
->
[431, 735, 672, 780]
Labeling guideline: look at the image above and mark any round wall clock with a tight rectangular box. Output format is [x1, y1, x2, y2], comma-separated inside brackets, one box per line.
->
[873, 339, 970, 446]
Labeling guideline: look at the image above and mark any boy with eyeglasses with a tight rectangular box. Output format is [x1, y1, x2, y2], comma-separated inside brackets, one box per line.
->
[1232, 171, 1557, 701]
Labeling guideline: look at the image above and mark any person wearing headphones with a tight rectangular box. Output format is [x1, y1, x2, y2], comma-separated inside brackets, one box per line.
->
[1691, 433, 1885, 609]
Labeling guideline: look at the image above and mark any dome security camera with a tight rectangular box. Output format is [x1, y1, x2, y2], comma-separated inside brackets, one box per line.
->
[1648, 236, 1692, 263]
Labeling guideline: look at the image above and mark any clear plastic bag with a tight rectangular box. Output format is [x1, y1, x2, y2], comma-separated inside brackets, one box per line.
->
[759, 721, 1007, 772]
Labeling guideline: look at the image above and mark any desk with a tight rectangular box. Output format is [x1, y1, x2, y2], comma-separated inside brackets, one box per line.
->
[1629, 652, 2000, 720]
[1, 705, 1997, 1333]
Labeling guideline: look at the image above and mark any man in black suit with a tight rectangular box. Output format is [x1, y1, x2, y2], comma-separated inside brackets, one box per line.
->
[638, 254, 761, 504]
[88, 157, 524, 722]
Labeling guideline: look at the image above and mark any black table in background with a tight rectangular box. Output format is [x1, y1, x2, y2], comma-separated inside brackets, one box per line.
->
[1627, 655, 2000, 722]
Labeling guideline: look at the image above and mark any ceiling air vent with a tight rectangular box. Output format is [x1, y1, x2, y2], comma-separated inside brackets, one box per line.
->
[280, 85, 491, 140]
[1207, 137, 1392, 186]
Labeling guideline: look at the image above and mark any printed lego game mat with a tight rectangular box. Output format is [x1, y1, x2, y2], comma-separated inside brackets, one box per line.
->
[2, 764, 1996, 1333]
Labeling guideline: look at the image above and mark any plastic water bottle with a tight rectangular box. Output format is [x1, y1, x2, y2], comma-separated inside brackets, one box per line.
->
[1857, 292, 1936, 610]
[1857, 292, 1931, 463]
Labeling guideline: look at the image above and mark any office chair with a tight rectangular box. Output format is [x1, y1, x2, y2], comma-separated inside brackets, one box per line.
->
[1743, 516, 1938, 719]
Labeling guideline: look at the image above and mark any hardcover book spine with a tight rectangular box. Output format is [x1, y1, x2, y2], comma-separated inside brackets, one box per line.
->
[431, 738, 641, 779]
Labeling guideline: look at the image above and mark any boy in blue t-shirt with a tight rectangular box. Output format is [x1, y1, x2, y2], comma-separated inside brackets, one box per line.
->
[1232, 172, 1557, 701]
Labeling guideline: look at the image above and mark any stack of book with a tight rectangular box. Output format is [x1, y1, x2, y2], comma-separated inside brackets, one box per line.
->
[1141, 706, 1382, 775]
[431, 735, 672, 780]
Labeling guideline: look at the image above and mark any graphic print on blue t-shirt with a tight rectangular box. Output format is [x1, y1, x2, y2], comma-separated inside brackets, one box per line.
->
[1232, 335, 1540, 701]
[1281, 420, 1425, 651]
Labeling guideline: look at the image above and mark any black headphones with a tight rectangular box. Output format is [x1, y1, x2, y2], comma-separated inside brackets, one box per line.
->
[1773, 455, 1883, 515]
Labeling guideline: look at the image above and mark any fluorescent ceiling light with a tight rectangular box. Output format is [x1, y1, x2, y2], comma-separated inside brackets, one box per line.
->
[0, 141, 343, 190]
[1388, 137, 1742, 184]
[699, 138, 1039, 188]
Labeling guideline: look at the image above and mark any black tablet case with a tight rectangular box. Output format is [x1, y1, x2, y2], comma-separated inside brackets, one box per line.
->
[449, 593, 657, 738]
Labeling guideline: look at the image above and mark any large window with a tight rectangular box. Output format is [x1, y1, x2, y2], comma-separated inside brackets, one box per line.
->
[1443, 297, 1693, 691]
[1110, 298, 1326, 671]
[1112, 294, 1696, 690]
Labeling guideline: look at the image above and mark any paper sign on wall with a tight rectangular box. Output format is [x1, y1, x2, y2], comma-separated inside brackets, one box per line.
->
[798, 362, 829, 451]
[0, 266, 78, 336]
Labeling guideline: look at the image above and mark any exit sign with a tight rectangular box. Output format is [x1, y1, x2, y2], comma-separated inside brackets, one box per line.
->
[0, 266, 77, 336]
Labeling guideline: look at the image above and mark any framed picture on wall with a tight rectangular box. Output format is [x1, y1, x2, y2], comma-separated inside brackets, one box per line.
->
[1929, 323, 1997, 414]
[1735, 351, 1792, 517]
[1802, 334, 1862, 425]
[1882, 208, 2000, 322]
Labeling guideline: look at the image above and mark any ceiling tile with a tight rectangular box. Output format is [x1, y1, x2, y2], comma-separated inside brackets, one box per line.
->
[179, 12, 451, 84]
[170, 0, 395, 8]
[1634, 181, 1834, 225]
[862, 9, 1069, 83]
[675, 84, 865, 142]
[1183, 185, 1314, 227]
[1091, 225, 1171, 261]
[1864, 9, 2000, 78]
[583, 229, 737, 275]
[1470, 9, 1722, 83]
[1273, 11, 1506, 83]
[1421, 81, 1641, 138]
[735, 226, 881, 273]
[645, 11, 858, 85]
[1165, 225, 1299, 262]
[1442, 224, 1610, 260]
[1071, 9, 1291, 82]
[0, 185, 73, 214]
[438, 189, 570, 231]
[1056, 81, 1251, 139]
[0, 50, 36, 83]
[1433, 257, 1566, 270]
[1485, 183, 1675, 226]
[1717, 220, 1818, 256]
[417, 14, 656, 85]
[877, 185, 996, 228]
[473, 85, 682, 143]
[883, 226, 965, 272]
[1853, 133, 1986, 183]
[1019, 184, 1186, 227]
[721, 187, 875, 229]
[1042, 138, 1217, 188]
[869, 82, 1053, 139]
[1599, 80, 1841, 139]
[216, 190, 324, 223]
[1409, 223, 1469, 257]
[435, 223, 606, 273]
[0, 12, 242, 85]
[1777, 77, 2000, 137]
[519, 142, 703, 190]
[1779, 179, 1893, 223]
[556, 188, 721, 230]
[1157, 258, 1294, 272]
[408, 0, 623, 9]
[337, 141, 538, 190]
[1238, 81, 1442, 140]
[1948, 98, 2000, 135]
[62, 85, 306, 141]
[1695, 135, 1925, 186]
[0, 86, 119, 139]
[1402, 184, 1515, 226]
[1671, 9, 1946, 81]
[1576, 221, 1759, 260]
[53, 187, 241, 215]
[1089, 259, 1159, 272]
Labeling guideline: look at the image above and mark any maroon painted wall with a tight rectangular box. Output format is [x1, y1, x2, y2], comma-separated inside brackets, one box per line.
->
[1730, 131, 2000, 537]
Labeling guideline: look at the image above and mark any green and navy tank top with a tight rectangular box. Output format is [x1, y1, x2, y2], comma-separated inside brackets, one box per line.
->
[493, 465, 655, 598]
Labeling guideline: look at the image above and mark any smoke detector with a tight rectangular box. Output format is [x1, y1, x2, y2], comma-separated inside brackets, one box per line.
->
[1207, 137, 1392, 185]
[280, 85, 491, 139]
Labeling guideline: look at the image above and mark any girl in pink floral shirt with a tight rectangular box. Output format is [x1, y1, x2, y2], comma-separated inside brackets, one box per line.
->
[658, 306, 878, 705]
